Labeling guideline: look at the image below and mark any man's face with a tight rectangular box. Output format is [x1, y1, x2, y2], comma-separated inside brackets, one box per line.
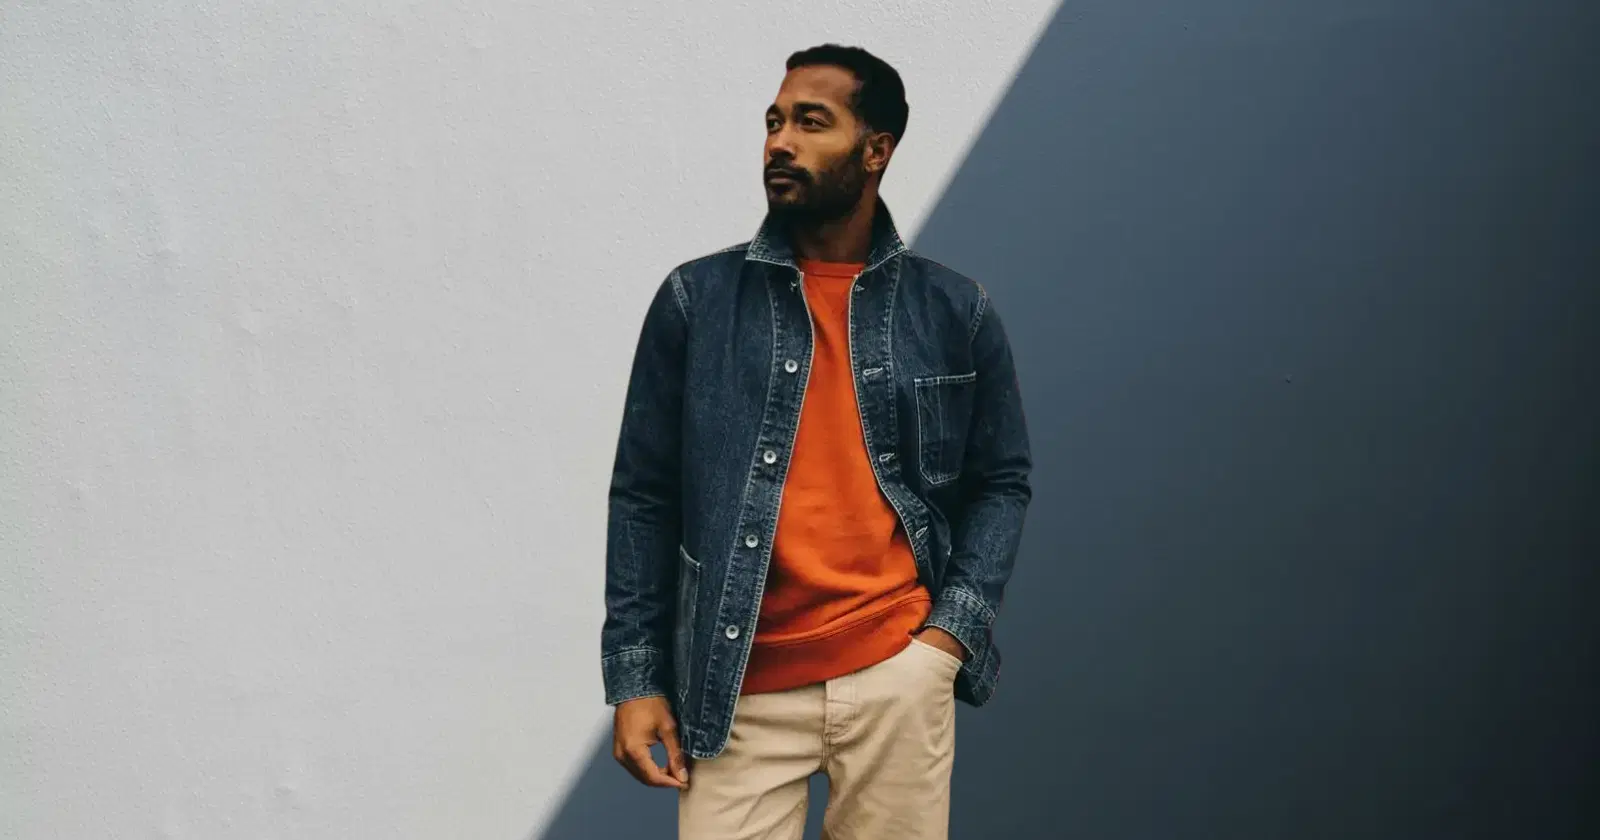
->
[763, 65, 874, 224]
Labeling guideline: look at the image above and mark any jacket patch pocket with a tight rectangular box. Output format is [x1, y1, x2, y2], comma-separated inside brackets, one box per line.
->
[913, 371, 978, 487]
[673, 545, 701, 703]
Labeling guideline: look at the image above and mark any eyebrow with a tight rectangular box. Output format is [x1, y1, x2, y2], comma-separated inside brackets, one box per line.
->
[767, 101, 836, 120]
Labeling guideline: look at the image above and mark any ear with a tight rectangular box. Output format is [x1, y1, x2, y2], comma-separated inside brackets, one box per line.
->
[863, 131, 896, 174]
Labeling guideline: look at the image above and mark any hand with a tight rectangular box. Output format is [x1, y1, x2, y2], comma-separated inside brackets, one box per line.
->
[612, 696, 689, 789]
[913, 626, 969, 664]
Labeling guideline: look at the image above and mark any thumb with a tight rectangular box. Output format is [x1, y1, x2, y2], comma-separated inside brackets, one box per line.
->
[661, 722, 690, 785]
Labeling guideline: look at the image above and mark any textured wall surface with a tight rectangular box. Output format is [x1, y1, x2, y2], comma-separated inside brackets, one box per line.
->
[0, 2, 1059, 838]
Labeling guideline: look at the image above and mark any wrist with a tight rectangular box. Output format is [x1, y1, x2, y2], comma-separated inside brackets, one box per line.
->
[915, 625, 969, 662]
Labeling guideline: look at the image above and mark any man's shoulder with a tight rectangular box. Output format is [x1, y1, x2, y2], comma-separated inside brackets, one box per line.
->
[661, 241, 753, 302]
[899, 249, 991, 311]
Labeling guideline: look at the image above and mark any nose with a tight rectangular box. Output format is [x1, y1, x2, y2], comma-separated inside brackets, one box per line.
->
[766, 126, 797, 162]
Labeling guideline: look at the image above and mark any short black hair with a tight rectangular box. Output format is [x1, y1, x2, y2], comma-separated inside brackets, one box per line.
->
[786, 44, 909, 144]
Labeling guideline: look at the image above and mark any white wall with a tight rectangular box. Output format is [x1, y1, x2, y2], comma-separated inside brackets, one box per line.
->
[0, 2, 1059, 837]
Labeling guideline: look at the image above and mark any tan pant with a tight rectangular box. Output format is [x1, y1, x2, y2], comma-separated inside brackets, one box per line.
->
[678, 637, 961, 839]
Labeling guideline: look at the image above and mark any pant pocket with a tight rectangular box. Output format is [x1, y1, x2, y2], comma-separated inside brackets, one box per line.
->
[908, 637, 964, 680]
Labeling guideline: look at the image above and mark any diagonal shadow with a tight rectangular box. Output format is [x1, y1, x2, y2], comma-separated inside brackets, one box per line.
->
[539, 1, 1599, 837]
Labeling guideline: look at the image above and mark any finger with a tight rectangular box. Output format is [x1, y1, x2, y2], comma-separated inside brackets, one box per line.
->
[660, 722, 690, 785]
[614, 732, 650, 784]
[625, 743, 684, 789]
[618, 743, 652, 786]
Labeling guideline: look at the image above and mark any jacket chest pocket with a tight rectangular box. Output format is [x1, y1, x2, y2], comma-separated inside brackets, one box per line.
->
[673, 545, 701, 702]
[913, 371, 978, 487]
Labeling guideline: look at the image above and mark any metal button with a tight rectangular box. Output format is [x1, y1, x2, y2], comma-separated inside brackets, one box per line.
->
[784, 359, 799, 373]
[725, 625, 740, 640]
[744, 534, 759, 548]
[762, 450, 777, 464]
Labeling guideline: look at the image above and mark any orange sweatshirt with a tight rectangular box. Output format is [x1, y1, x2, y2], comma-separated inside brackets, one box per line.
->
[740, 259, 932, 696]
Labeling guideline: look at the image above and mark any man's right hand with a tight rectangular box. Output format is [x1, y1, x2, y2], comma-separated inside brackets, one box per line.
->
[612, 696, 690, 789]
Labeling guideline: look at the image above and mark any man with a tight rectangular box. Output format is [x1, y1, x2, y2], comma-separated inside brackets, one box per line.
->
[601, 43, 1031, 838]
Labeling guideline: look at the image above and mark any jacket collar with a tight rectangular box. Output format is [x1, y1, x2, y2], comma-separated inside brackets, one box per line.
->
[745, 196, 908, 273]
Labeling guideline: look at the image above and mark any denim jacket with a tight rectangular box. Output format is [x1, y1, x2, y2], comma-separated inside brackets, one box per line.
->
[602, 199, 1032, 760]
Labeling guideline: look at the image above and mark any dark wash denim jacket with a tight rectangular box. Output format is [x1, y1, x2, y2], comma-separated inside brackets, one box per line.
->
[602, 199, 1032, 760]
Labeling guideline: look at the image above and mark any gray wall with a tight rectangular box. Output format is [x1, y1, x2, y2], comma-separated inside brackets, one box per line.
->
[545, 1, 1598, 837]
[916, 1, 1598, 837]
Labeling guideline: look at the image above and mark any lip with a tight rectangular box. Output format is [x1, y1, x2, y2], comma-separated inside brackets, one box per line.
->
[765, 171, 801, 184]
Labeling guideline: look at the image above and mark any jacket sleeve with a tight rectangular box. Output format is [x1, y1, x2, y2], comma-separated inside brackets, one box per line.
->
[923, 292, 1033, 662]
[600, 270, 689, 706]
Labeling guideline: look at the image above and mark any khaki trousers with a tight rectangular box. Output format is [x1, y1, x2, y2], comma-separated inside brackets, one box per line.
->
[678, 637, 961, 839]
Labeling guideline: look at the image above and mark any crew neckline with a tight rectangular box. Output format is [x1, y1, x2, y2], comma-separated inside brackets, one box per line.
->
[798, 258, 865, 278]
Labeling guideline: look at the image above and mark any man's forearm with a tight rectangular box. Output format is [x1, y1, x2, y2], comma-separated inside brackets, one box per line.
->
[601, 507, 679, 705]
[924, 472, 1030, 659]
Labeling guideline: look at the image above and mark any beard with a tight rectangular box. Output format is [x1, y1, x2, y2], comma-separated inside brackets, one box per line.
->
[764, 139, 870, 226]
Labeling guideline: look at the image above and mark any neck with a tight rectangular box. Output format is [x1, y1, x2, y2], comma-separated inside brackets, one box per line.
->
[787, 191, 877, 265]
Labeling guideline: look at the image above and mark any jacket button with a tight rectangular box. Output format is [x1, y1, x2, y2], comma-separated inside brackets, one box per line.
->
[744, 534, 759, 548]
[725, 625, 740, 640]
[762, 450, 777, 464]
[784, 359, 799, 373]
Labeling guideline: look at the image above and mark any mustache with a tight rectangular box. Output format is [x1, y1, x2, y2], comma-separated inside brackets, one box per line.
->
[764, 164, 810, 183]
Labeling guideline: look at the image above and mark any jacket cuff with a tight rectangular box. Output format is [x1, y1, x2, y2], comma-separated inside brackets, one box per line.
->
[922, 586, 995, 664]
[601, 647, 671, 706]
